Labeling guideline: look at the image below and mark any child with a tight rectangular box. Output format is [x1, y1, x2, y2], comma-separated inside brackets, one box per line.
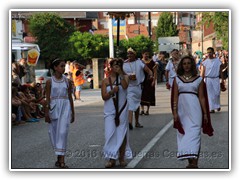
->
[45, 58, 75, 168]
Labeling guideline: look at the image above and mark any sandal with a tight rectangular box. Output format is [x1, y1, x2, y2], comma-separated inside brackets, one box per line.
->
[129, 123, 133, 130]
[135, 123, 143, 128]
[105, 160, 116, 168]
[145, 111, 149, 115]
[55, 161, 69, 168]
[119, 160, 127, 167]
[140, 111, 144, 115]
[55, 161, 60, 167]
[186, 164, 198, 168]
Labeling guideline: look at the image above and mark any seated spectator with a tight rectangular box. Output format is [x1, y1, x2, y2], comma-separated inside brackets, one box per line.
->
[33, 83, 46, 118]
[17, 85, 39, 122]
[12, 86, 25, 125]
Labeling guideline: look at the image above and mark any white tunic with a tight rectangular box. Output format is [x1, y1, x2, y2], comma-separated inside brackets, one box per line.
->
[48, 75, 71, 156]
[103, 79, 132, 160]
[123, 59, 145, 111]
[165, 59, 178, 87]
[176, 76, 202, 160]
[202, 58, 222, 110]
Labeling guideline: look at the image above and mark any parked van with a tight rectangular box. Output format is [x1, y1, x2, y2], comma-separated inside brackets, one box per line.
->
[12, 38, 40, 84]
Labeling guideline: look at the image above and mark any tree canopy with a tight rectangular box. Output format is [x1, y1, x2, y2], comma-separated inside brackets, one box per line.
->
[29, 12, 75, 61]
[201, 12, 229, 50]
[154, 12, 178, 52]
[156, 12, 178, 38]
[69, 32, 109, 60]
[119, 35, 154, 59]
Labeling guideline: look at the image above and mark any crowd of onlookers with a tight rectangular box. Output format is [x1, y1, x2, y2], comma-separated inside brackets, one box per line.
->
[11, 56, 89, 126]
[12, 82, 47, 126]
[12, 53, 47, 126]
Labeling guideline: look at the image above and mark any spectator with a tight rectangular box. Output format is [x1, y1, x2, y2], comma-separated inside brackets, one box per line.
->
[64, 61, 71, 75]
[16, 85, 39, 122]
[12, 86, 25, 126]
[18, 58, 27, 83]
[12, 54, 21, 87]
[72, 63, 85, 102]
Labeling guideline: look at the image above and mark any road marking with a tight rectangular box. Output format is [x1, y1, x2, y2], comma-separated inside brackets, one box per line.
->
[89, 145, 101, 147]
[126, 120, 173, 168]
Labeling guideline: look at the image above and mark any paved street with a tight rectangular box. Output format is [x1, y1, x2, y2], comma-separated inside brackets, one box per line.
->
[11, 82, 229, 170]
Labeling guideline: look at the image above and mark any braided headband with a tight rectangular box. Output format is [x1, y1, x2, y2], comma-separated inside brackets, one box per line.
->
[52, 58, 61, 64]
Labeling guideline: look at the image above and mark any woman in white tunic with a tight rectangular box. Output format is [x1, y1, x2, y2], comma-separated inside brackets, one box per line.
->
[172, 55, 213, 168]
[45, 58, 74, 168]
[101, 58, 132, 168]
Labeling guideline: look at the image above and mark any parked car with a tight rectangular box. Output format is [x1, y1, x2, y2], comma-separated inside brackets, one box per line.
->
[35, 69, 51, 87]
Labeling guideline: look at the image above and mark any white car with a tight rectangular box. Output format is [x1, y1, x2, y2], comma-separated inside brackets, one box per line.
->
[35, 69, 51, 87]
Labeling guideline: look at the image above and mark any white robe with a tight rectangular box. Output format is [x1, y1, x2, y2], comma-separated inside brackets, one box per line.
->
[123, 59, 145, 111]
[48, 76, 71, 156]
[165, 59, 178, 88]
[176, 76, 202, 160]
[103, 80, 132, 160]
[202, 58, 222, 110]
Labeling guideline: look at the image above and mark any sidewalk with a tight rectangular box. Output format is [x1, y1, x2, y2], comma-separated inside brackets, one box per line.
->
[74, 89, 102, 107]
[74, 83, 166, 107]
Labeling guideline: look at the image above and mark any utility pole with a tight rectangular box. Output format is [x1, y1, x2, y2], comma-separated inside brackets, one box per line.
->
[108, 16, 114, 58]
[138, 12, 140, 35]
[148, 12, 152, 39]
[201, 15, 204, 54]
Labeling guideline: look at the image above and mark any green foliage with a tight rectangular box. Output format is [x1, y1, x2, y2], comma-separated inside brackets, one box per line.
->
[118, 35, 154, 59]
[29, 12, 75, 61]
[154, 12, 178, 53]
[69, 32, 109, 60]
[201, 12, 229, 50]
[156, 12, 178, 38]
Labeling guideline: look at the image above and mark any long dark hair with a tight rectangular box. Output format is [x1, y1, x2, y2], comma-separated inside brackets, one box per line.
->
[177, 55, 198, 76]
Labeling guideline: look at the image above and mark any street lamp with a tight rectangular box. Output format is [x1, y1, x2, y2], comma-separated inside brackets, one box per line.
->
[107, 12, 134, 57]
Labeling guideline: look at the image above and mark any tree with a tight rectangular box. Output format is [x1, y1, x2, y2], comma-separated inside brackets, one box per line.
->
[154, 12, 178, 52]
[156, 12, 178, 37]
[119, 35, 154, 59]
[201, 12, 229, 50]
[69, 32, 109, 60]
[29, 12, 75, 62]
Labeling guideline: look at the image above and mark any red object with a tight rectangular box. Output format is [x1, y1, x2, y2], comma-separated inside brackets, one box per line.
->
[38, 77, 44, 81]
[166, 82, 171, 90]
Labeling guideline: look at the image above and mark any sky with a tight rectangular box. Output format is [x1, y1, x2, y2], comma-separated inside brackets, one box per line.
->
[1, 0, 238, 179]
